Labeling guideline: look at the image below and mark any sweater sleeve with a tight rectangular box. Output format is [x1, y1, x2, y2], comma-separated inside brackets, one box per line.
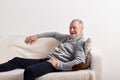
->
[56, 43, 86, 70]
[38, 32, 68, 42]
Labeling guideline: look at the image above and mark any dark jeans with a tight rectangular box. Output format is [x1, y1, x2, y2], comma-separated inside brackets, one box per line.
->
[0, 57, 61, 80]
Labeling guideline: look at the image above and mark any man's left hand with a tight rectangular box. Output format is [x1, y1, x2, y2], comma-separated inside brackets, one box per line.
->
[47, 58, 59, 67]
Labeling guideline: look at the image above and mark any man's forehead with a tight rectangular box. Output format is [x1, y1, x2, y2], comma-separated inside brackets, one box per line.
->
[70, 21, 80, 26]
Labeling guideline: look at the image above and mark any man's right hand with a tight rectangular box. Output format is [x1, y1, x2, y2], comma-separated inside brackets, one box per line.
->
[25, 34, 39, 44]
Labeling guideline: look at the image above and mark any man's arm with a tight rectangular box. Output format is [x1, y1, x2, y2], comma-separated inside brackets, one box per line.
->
[38, 32, 68, 42]
[25, 32, 68, 44]
[56, 44, 86, 70]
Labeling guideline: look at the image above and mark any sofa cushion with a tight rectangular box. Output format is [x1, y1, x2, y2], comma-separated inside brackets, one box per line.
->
[0, 36, 59, 63]
[37, 70, 91, 80]
[83, 38, 92, 69]
[0, 69, 92, 80]
[0, 69, 24, 80]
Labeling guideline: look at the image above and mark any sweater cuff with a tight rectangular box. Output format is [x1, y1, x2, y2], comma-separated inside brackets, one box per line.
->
[55, 61, 72, 70]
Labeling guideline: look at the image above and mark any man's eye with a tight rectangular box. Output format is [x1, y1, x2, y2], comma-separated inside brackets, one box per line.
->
[73, 27, 76, 29]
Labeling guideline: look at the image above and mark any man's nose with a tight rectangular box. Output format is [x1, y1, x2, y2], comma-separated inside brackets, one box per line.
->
[71, 28, 74, 32]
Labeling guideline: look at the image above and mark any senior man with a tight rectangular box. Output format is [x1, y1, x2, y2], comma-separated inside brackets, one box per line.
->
[0, 19, 86, 80]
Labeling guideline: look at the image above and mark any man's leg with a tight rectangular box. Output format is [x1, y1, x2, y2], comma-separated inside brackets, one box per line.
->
[0, 57, 48, 72]
[24, 61, 60, 80]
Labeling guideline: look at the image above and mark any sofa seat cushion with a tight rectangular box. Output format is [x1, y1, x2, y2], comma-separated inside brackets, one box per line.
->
[0, 69, 92, 80]
[38, 70, 92, 80]
[0, 69, 24, 80]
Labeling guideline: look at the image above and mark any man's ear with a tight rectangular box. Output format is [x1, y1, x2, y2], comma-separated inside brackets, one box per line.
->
[80, 26, 84, 33]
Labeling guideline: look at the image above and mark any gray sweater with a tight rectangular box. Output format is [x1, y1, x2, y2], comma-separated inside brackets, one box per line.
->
[38, 32, 85, 70]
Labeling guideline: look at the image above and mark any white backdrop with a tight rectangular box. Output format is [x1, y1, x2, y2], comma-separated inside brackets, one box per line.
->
[0, 0, 120, 80]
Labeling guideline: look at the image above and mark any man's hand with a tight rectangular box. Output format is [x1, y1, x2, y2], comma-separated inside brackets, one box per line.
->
[25, 34, 39, 44]
[47, 58, 59, 67]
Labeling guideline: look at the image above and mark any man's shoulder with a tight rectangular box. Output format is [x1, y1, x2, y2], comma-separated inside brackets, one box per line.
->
[76, 38, 85, 46]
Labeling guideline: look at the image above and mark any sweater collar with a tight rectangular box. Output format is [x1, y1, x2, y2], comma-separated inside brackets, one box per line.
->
[68, 33, 83, 41]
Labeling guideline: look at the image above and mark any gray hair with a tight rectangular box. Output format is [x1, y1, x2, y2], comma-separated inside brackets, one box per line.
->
[71, 19, 84, 26]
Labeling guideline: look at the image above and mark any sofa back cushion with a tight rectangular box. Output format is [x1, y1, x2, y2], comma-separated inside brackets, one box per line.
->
[0, 36, 59, 63]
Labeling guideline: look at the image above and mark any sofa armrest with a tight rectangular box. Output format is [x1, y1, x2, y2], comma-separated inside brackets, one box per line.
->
[90, 47, 102, 80]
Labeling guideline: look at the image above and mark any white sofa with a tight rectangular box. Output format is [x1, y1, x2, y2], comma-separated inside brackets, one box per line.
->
[0, 35, 102, 80]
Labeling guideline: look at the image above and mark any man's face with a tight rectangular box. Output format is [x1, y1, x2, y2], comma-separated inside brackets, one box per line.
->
[69, 21, 83, 38]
